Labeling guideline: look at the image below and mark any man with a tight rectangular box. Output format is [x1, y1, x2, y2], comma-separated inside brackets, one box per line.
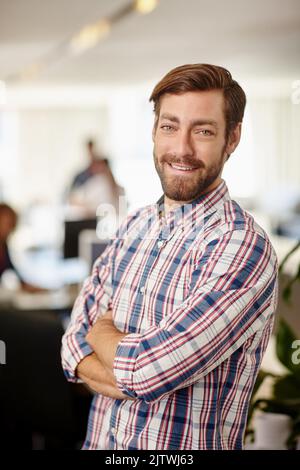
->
[69, 140, 106, 190]
[0, 204, 18, 278]
[0, 203, 44, 292]
[68, 139, 124, 215]
[61, 64, 278, 450]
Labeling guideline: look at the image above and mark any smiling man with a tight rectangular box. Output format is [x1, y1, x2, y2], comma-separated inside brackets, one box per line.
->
[61, 64, 278, 450]
[153, 89, 239, 206]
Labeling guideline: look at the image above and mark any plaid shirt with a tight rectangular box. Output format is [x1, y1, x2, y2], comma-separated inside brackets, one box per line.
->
[61, 180, 278, 450]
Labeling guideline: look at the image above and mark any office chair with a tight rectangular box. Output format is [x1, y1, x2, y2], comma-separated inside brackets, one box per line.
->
[0, 308, 91, 449]
[63, 218, 97, 259]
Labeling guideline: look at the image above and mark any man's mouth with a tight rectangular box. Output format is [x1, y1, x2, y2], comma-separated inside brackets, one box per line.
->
[167, 162, 199, 173]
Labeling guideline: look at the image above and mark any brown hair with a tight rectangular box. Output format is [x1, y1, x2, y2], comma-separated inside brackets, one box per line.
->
[0, 203, 18, 228]
[149, 63, 246, 139]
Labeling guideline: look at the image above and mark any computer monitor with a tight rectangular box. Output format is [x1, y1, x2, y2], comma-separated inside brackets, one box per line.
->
[63, 218, 97, 259]
[78, 229, 109, 272]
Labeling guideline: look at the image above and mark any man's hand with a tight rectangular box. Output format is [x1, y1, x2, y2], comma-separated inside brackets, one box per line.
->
[76, 352, 129, 400]
[81, 310, 131, 400]
[86, 310, 127, 370]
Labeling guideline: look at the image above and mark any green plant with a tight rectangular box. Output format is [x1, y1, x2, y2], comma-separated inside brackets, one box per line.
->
[247, 240, 300, 448]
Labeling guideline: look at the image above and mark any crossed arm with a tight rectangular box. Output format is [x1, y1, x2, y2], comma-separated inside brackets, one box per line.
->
[76, 311, 131, 400]
[64, 229, 276, 403]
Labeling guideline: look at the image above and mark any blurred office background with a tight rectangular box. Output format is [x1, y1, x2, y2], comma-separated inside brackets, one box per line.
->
[0, 0, 300, 449]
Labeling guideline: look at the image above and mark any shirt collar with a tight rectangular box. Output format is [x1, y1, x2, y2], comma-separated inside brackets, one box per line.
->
[155, 179, 230, 226]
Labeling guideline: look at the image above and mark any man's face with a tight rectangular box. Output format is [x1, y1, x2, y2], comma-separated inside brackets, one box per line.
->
[153, 90, 238, 203]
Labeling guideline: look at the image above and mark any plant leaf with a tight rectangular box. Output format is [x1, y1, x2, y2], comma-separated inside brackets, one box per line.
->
[246, 370, 276, 430]
[279, 241, 300, 274]
[282, 263, 300, 304]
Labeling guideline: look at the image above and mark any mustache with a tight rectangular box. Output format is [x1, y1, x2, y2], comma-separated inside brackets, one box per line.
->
[160, 154, 205, 168]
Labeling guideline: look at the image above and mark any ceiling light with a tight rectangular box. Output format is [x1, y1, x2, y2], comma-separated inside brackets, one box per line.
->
[134, 0, 158, 14]
[70, 19, 111, 54]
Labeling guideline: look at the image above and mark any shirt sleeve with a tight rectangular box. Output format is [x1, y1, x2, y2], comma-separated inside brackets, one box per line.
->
[61, 238, 117, 382]
[61, 209, 141, 382]
[113, 229, 278, 403]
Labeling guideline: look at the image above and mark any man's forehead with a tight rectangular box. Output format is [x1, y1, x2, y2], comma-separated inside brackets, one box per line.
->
[158, 90, 225, 123]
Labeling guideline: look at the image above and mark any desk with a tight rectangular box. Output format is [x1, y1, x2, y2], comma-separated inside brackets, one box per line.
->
[14, 248, 89, 290]
[0, 286, 78, 335]
[0, 285, 78, 312]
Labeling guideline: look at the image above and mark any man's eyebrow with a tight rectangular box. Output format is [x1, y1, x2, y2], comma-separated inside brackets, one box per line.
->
[160, 113, 180, 123]
[191, 119, 219, 128]
[160, 113, 218, 128]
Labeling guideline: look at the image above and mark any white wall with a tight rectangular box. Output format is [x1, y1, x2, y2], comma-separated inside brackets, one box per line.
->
[1, 81, 300, 214]
[0, 106, 108, 208]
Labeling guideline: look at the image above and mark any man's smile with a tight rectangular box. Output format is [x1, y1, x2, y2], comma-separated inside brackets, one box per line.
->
[166, 162, 200, 174]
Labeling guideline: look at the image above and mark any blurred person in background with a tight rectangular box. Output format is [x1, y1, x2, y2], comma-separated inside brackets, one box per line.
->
[0, 203, 45, 293]
[62, 64, 278, 450]
[68, 139, 125, 217]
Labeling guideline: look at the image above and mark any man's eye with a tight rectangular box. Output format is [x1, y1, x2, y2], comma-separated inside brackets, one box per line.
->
[196, 129, 213, 136]
[161, 125, 174, 131]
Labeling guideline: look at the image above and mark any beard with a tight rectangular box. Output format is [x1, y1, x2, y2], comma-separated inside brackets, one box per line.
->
[153, 147, 226, 202]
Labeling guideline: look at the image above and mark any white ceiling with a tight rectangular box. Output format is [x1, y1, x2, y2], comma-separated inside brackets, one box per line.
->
[0, 0, 300, 85]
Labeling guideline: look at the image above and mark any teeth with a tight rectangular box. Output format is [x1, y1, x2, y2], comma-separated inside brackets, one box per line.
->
[171, 164, 196, 171]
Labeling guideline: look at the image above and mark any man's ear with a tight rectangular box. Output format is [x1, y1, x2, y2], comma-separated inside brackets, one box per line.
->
[225, 122, 242, 156]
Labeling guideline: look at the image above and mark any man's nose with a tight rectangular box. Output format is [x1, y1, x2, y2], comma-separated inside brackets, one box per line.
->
[173, 130, 194, 158]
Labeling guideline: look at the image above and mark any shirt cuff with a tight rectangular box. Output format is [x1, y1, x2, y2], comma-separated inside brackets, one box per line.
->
[62, 341, 94, 383]
[113, 333, 142, 398]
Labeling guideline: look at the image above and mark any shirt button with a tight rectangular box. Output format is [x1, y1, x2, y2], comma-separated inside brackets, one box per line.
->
[111, 427, 117, 436]
[157, 240, 164, 248]
[140, 286, 145, 294]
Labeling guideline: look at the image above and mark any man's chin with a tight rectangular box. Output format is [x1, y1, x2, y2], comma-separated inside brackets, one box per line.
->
[161, 172, 222, 203]
[163, 187, 201, 203]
